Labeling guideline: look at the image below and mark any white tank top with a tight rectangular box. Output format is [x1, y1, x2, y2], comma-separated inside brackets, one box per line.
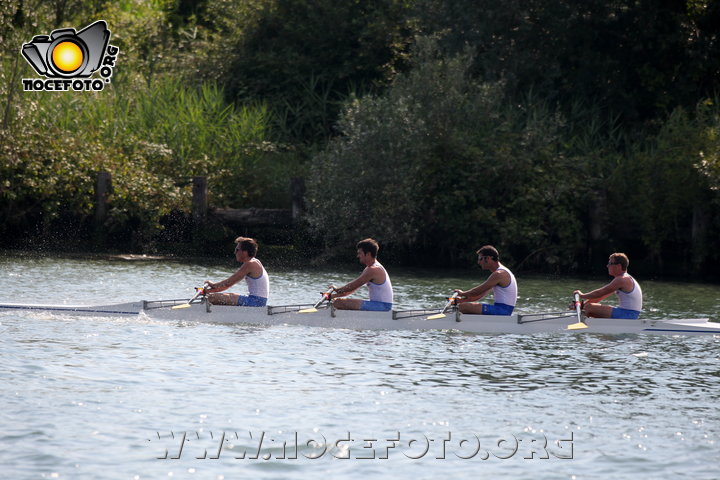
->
[493, 264, 517, 307]
[616, 274, 642, 311]
[245, 260, 269, 299]
[366, 261, 393, 304]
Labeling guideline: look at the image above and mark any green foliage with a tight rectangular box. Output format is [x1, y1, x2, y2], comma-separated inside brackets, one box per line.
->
[219, 0, 414, 143]
[693, 98, 720, 193]
[0, 123, 185, 248]
[306, 34, 720, 274]
[634, 109, 704, 257]
[307, 39, 584, 268]
[1, 65, 277, 248]
[1, 0, 719, 276]
[613, 100, 720, 273]
[413, 0, 720, 127]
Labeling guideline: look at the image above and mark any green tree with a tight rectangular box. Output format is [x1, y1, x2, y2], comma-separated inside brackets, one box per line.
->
[219, 0, 414, 143]
[693, 98, 720, 193]
[619, 102, 720, 276]
[307, 39, 584, 268]
[413, 0, 720, 127]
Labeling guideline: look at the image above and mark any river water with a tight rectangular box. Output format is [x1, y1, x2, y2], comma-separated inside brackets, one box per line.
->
[1, 254, 719, 479]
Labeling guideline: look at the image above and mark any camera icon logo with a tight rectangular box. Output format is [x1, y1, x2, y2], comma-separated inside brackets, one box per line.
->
[22, 20, 110, 78]
[21, 20, 119, 91]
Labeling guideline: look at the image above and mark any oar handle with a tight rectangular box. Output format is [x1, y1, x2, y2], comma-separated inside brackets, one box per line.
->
[188, 283, 211, 302]
[426, 292, 460, 320]
[573, 292, 583, 320]
[171, 284, 210, 310]
[441, 292, 460, 314]
[313, 289, 333, 309]
[194, 283, 210, 297]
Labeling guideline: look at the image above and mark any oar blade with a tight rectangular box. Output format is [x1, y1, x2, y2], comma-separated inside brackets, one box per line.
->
[567, 321, 588, 330]
[171, 303, 192, 310]
[426, 313, 446, 320]
[298, 308, 318, 314]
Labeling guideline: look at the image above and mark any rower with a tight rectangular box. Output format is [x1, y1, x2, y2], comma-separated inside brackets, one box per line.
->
[205, 237, 270, 307]
[330, 238, 394, 311]
[453, 245, 518, 316]
[573, 253, 642, 319]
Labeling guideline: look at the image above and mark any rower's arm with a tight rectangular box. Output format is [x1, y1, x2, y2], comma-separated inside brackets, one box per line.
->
[585, 292, 613, 303]
[332, 267, 376, 298]
[456, 287, 492, 303]
[456, 271, 505, 302]
[577, 277, 625, 302]
[206, 264, 249, 293]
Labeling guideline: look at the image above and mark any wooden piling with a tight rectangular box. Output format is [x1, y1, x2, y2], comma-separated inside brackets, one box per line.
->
[192, 176, 208, 224]
[94, 171, 112, 227]
[291, 177, 305, 222]
[93, 171, 112, 246]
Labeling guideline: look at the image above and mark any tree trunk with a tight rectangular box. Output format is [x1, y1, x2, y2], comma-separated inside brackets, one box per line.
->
[691, 203, 708, 276]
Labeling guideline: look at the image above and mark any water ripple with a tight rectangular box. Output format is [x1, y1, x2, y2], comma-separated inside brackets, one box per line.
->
[1, 257, 719, 479]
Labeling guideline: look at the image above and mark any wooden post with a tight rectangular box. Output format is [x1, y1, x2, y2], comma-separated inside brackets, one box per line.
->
[192, 176, 208, 224]
[691, 203, 707, 276]
[587, 190, 607, 267]
[291, 177, 305, 222]
[94, 171, 112, 247]
[94, 171, 112, 227]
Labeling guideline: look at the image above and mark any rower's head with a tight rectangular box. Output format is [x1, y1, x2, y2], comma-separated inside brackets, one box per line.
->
[356, 238, 379, 265]
[234, 237, 258, 261]
[476, 245, 499, 269]
[607, 253, 629, 272]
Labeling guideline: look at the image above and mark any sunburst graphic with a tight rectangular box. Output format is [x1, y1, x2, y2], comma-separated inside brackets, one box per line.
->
[51, 41, 84, 73]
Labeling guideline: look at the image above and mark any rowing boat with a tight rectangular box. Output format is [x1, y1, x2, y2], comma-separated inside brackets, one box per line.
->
[1, 298, 718, 335]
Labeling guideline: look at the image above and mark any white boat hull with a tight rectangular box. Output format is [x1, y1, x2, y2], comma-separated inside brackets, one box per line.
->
[3, 299, 718, 336]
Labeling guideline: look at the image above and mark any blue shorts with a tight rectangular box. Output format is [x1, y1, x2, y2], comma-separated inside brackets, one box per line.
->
[611, 307, 640, 319]
[481, 303, 515, 316]
[237, 295, 267, 307]
[360, 300, 393, 312]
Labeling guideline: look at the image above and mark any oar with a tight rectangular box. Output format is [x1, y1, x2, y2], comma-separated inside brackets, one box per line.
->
[171, 285, 208, 310]
[298, 289, 333, 314]
[427, 292, 459, 320]
[567, 293, 588, 330]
